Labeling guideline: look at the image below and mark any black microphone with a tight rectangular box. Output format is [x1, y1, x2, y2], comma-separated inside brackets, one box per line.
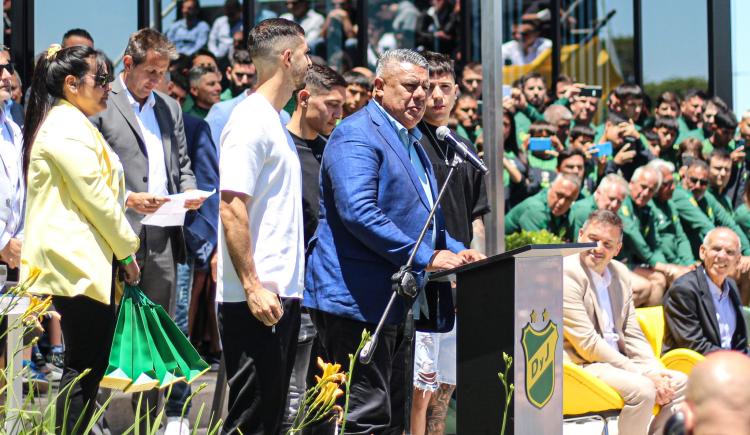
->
[435, 126, 489, 174]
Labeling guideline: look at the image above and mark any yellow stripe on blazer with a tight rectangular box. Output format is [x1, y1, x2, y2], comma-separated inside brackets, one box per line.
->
[20, 99, 139, 304]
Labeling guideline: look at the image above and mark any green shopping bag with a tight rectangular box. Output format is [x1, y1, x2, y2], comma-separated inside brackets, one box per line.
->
[135, 295, 186, 389]
[124, 289, 160, 392]
[145, 297, 210, 383]
[101, 294, 134, 390]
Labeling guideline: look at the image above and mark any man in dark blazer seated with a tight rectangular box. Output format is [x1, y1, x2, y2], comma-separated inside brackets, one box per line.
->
[663, 227, 749, 355]
[304, 49, 484, 434]
[91, 28, 206, 433]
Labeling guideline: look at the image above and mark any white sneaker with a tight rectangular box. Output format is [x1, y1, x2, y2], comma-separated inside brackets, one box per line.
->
[165, 416, 190, 435]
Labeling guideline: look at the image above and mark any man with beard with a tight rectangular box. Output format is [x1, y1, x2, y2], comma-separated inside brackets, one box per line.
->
[410, 51, 489, 435]
[512, 72, 547, 146]
[676, 89, 706, 144]
[220, 49, 256, 101]
[216, 18, 311, 434]
[453, 93, 481, 145]
[305, 49, 482, 434]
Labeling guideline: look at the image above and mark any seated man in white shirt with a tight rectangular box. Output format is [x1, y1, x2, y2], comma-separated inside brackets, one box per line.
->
[563, 209, 686, 435]
[663, 227, 750, 355]
[501, 20, 552, 66]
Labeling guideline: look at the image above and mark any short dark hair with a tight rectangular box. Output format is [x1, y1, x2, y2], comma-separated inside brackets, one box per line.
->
[191, 48, 218, 66]
[343, 70, 372, 91]
[62, 28, 94, 45]
[462, 62, 481, 74]
[607, 111, 629, 125]
[614, 83, 644, 101]
[683, 88, 707, 102]
[708, 96, 729, 112]
[231, 49, 253, 66]
[570, 124, 596, 140]
[581, 209, 624, 238]
[656, 91, 681, 110]
[557, 148, 585, 170]
[304, 63, 346, 94]
[714, 109, 738, 130]
[654, 116, 679, 132]
[421, 51, 454, 81]
[125, 28, 178, 65]
[709, 147, 732, 162]
[529, 121, 557, 137]
[247, 18, 305, 61]
[521, 72, 545, 88]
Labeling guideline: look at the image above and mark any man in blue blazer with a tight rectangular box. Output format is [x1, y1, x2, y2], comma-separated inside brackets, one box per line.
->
[304, 49, 483, 434]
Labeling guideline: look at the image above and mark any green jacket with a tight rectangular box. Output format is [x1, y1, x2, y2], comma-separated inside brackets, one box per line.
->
[505, 189, 572, 240]
[617, 196, 665, 267]
[672, 186, 750, 257]
[735, 203, 750, 238]
[701, 138, 735, 158]
[710, 186, 734, 217]
[568, 196, 597, 240]
[650, 198, 695, 265]
[514, 104, 546, 147]
[675, 116, 705, 146]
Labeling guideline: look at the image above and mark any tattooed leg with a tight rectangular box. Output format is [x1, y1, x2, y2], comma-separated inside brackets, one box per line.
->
[425, 383, 456, 435]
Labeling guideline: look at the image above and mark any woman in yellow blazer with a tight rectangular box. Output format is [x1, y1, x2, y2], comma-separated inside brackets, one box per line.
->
[20, 45, 140, 433]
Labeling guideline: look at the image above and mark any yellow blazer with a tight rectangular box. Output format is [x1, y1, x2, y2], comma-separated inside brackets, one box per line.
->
[20, 99, 139, 304]
[562, 254, 659, 374]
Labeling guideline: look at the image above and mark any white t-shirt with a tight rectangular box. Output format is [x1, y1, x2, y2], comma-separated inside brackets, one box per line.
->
[216, 93, 305, 302]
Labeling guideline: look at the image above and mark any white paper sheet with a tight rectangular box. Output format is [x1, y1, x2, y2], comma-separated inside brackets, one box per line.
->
[141, 189, 216, 227]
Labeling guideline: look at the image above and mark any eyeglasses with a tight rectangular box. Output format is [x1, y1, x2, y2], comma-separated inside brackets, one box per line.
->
[88, 72, 114, 88]
[0, 63, 14, 75]
[234, 72, 255, 80]
[689, 176, 709, 187]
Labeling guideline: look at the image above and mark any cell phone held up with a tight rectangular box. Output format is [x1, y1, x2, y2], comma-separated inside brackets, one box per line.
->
[528, 137, 552, 152]
[579, 86, 602, 98]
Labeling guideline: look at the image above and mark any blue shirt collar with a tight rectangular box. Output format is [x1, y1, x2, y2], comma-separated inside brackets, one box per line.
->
[372, 100, 422, 148]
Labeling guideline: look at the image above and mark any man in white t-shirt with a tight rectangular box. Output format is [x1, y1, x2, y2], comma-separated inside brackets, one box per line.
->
[217, 18, 311, 435]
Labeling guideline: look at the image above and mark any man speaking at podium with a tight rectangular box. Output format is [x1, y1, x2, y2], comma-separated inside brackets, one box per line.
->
[304, 49, 482, 434]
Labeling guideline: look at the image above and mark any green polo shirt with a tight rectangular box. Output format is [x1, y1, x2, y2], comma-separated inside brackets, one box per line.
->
[568, 196, 598, 239]
[672, 186, 750, 257]
[651, 198, 695, 265]
[505, 189, 572, 240]
[184, 104, 209, 119]
[617, 196, 665, 267]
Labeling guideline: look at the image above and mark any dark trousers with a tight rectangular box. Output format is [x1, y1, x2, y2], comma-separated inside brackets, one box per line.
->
[280, 310, 317, 432]
[308, 309, 413, 435]
[53, 291, 116, 435]
[218, 298, 301, 435]
[132, 225, 188, 419]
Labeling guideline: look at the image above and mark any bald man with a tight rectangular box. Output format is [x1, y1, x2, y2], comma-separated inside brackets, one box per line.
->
[663, 227, 750, 355]
[683, 351, 750, 435]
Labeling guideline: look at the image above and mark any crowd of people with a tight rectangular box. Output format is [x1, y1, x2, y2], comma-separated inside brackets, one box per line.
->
[1, 1, 750, 435]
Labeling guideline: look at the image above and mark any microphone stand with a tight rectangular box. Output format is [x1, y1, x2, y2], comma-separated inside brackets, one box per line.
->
[359, 151, 466, 364]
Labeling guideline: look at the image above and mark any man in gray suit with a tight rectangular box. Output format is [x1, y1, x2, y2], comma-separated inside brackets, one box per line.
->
[91, 28, 205, 435]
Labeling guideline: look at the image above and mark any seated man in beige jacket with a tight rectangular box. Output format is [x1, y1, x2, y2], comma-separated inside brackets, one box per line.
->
[563, 209, 687, 435]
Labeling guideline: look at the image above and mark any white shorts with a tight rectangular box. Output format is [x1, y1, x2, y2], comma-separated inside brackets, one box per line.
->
[413, 323, 457, 392]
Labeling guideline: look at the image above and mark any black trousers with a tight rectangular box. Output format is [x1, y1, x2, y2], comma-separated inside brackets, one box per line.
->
[52, 289, 116, 435]
[308, 309, 413, 435]
[218, 298, 301, 435]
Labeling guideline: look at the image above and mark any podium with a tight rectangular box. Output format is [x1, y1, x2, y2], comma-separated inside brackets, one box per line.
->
[431, 243, 594, 435]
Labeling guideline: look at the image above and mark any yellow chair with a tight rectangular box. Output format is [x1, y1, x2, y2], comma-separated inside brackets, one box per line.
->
[563, 305, 702, 432]
[636, 306, 705, 375]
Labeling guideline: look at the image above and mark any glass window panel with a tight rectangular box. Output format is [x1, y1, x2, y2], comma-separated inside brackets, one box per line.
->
[642, 0, 708, 97]
[35, 0, 137, 63]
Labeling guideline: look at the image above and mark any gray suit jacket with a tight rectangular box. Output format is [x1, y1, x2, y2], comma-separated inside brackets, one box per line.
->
[90, 79, 196, 260]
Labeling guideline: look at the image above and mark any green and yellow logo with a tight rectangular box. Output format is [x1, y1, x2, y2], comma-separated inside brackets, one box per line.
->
[521, 309, 558, 409]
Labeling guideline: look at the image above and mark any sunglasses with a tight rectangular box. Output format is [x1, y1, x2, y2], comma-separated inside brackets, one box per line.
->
[234, 72, 255, 80]
[88, 72, 115, 88]
[689, 176, 709, 187]
[0, 63, 13, 75]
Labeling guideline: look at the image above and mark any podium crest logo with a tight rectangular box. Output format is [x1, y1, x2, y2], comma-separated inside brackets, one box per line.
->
[521, 309, 558, 409]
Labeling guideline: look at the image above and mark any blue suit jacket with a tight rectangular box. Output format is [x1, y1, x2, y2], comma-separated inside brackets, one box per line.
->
[304, 101, 464, 324]
[183, 114, 219, 269]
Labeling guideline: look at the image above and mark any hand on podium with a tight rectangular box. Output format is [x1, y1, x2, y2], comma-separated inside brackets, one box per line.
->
[458, 249, 486, 263]
[427, 250, 464, 272]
